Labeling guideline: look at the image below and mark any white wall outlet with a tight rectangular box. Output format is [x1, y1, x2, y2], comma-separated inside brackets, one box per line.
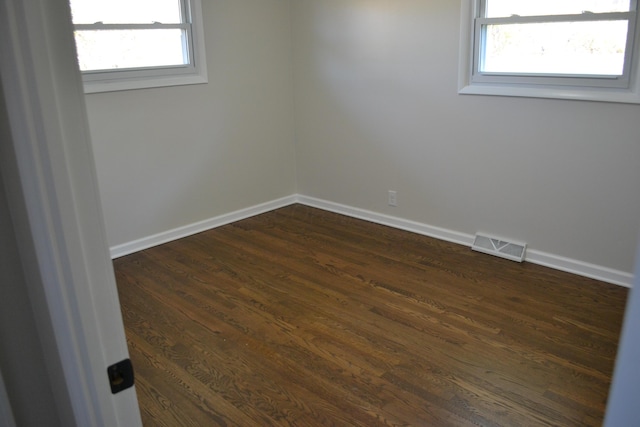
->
[388, 190, 397, 207]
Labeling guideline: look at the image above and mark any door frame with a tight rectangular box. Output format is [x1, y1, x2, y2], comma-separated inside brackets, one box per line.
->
[0, 369, 16, 427]
[0, 0, 142, 425]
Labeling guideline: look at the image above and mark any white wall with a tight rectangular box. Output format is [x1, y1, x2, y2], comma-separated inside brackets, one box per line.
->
[86, 0, 640, 276]
[292, 0, 640, 273]
[86, 0, 297, 248]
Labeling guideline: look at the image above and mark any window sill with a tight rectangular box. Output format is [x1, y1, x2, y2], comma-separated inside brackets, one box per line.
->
[83, 72, 208, 94]
[458, 82, 640, 104]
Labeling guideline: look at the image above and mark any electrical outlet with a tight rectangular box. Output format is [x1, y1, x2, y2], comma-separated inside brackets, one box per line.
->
[388, 190, 397, 207]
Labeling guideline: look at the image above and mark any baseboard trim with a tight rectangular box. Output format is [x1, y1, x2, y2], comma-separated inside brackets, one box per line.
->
[110, 195, 297, 258]
[296, 195, 634, 288]
[110, 193, 633, 287]
[525, 250, 633, 288]
[295, 195, 474, 247]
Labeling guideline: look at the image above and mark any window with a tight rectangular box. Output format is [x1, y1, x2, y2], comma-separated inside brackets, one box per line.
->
[70, 0, 207, 93]
[459, 0, 640, 103]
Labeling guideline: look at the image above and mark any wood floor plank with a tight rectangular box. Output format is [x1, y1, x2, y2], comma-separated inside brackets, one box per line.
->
[114, 204, 628, 426]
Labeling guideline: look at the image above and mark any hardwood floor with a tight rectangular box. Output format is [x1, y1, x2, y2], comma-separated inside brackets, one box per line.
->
[114, 204, 628, 426]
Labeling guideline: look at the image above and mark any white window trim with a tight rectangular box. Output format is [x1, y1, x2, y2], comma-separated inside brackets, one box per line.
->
[458, 0, 640, 104]
[77, 0, 208, 94]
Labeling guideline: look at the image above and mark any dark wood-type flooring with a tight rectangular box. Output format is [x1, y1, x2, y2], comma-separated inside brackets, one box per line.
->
[114, 204, 628, 426]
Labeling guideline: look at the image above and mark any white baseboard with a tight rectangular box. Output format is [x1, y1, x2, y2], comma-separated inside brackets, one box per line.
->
[110, 193, 634, 287]
[525, 250, 633, 288]
[109, 195, 297, 258]
[296, 195, 634, 288]
[295, 195, 475, 247]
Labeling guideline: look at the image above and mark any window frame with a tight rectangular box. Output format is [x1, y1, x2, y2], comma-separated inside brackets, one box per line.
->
[72, 0, 208, 93]
[458, 0, 640, 104]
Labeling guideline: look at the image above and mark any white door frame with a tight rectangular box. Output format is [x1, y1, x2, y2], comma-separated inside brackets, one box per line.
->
[0, 0, 142, 425]
[604, 239, 640, 425]
[0, 369, 16, 427]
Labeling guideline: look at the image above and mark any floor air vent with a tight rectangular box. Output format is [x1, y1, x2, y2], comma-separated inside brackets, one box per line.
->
[472, 234, 526, 262]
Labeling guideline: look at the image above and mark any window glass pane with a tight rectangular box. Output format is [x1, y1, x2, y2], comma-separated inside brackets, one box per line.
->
[485, 0, 631, 18]
[481, 21, 628, 76]
[70, 0, 183, 24]
[74, 29, 188, 71]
